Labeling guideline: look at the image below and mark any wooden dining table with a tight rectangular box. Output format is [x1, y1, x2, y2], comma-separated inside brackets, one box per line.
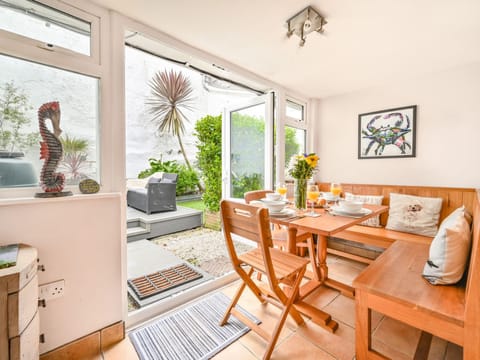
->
[269, 203, 389, 333]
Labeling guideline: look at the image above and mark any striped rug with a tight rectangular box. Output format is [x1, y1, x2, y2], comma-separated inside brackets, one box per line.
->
[129, 292, 260, 360]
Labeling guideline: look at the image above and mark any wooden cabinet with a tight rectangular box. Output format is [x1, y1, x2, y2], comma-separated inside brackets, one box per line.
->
[0, 244, 39, 360]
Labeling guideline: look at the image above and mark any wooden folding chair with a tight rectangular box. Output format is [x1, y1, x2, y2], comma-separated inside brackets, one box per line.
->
[219, 200, 309, 360]
[244, 189, 314, 257]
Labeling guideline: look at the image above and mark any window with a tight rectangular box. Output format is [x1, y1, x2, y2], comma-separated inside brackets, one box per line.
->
[286, 100, 304, 122]
[0, 55, 99, 187]
[284, 99, 306, 176]
[285, 125, 306, 169]
[0, 0, 91, 56]
[0, 0, 104, 192]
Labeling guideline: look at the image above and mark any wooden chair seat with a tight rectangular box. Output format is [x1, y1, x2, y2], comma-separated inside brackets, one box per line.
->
[220, 200, 309, 360]
[239, 247, 310, 280]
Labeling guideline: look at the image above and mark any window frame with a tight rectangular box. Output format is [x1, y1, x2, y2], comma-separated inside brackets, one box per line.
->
[285, 96, 307, 130]
[0, 0, 111, 198]
[273, 92, 309, 184]
[283, 98, 307, 182]
[0, 0, 100, 63]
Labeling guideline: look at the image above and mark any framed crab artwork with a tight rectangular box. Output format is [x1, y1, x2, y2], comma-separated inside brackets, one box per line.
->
[358, 105, 416, 159]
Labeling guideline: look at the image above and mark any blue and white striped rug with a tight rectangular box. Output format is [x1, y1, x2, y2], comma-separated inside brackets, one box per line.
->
[129, 292, 260, 360]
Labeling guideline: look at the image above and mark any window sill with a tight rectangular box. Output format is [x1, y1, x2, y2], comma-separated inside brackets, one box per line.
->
[0, 192, 121, 207]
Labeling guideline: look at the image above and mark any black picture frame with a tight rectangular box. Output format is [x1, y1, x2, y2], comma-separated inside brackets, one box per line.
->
[358, 105, 416, 159]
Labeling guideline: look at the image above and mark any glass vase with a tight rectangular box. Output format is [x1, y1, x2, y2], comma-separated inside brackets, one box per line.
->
[294, 178, 308, 211]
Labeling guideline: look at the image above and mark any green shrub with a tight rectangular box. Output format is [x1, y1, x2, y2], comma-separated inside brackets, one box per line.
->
[138, 157, 199, 196]
[0, 81, 38, 153]
[194, 114, 222, 212]
[232, 173, 263, 198]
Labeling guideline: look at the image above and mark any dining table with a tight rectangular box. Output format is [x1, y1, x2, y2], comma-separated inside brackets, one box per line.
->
[269, 203, 389, 333]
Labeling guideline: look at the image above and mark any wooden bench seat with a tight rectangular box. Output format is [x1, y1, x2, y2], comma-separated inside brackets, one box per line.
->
[316, 183, 476, 264]
[334, 225, 433, 249]
[353, 189, 480, 359]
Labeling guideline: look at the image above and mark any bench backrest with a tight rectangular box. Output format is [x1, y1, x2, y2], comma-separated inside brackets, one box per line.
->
[317, 183, 476, 226]
[464, 189, 480, 358]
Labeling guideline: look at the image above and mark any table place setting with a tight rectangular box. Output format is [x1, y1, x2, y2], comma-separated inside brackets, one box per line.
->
[268, 208, 298, 218]
[251, 193, 297, 218]
[328, 199, 372, 218]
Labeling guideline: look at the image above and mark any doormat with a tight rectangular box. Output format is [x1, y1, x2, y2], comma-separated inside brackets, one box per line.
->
[128, 263, 203, 300]
[128, 292, 260, 360]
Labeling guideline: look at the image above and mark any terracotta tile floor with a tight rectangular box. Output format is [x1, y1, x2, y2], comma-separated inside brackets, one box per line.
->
[104, 255, 462, 360]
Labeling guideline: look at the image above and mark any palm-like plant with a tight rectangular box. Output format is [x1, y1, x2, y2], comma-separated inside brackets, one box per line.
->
[147, 70, 195, 167]
[59, 134, 89, 183]
[147, 69, 203, 192]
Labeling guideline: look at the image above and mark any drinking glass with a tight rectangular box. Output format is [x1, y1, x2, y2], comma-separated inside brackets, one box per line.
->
[276, 182, 288, 200]
[307, 184, 321, 216]
[330, 182, 342, 206]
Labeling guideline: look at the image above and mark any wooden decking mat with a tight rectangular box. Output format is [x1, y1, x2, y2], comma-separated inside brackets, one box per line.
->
[128, 263, 203, 300]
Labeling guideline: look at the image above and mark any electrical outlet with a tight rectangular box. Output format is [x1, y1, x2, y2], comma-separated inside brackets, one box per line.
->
[39, 279, 65, 301]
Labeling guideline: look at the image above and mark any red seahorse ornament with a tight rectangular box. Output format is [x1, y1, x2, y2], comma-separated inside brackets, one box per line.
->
[35, 102, 72, 197]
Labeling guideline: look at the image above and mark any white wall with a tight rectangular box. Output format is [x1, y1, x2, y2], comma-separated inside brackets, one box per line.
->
[0, 194, 123, 353]
[315, 62, 480, 188]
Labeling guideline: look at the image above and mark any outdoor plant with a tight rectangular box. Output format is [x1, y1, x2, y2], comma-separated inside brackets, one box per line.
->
[59, 134, 89, 183]
[139, 156, 199, 196]
[194, 114, 222, 212]
[285, 127, 301, 165]
[231, 173, 263, 198]
[0, 81, 38, 154]
[146, 69, 203, 192]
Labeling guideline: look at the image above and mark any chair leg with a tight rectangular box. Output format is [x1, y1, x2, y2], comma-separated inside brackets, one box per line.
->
[220, 267, 264, 326]
[263, 266, 306, 360]
[282, 267, 307, 325]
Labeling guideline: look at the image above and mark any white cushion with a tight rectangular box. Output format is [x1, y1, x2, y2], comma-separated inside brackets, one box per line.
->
[345, 192, 384, 227]
[386, 193, 443, 236]
[126, 178, 148, 189]
[422, 206, 472, 285]
[126, 172, 164, 190]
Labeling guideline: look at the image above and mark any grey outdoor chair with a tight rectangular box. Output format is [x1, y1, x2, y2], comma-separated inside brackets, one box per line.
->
[127, 173, 178, 214]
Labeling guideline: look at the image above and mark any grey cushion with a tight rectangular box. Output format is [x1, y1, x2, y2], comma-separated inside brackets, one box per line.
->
[423, 206, 472, 285]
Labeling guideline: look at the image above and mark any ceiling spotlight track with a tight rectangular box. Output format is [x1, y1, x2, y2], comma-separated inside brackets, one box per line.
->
[286, 6, 327, 47]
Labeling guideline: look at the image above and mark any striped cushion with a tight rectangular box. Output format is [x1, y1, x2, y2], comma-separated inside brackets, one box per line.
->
[345, 192, 384, 227]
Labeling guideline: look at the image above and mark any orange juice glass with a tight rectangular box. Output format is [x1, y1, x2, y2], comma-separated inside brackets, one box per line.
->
[307, 190, 320, 201]
[330, 182, 342, 197]
[307, 184, 320, 216]
[276, 183, 288, 199]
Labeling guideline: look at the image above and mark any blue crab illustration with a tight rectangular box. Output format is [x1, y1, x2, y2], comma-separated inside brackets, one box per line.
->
[362, 112, 412, 156]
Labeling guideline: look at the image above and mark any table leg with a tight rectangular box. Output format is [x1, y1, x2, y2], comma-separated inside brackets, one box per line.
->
[284, 229, 339, 333]
[317, 234, 328, 281]
[287, 226, 298, 254]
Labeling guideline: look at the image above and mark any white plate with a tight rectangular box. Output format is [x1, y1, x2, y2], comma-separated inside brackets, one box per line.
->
[330, 206, 372, 217]
[260, 198, 288, 204]
[321, 192, 340, 201]
[269, 208, 296, 218]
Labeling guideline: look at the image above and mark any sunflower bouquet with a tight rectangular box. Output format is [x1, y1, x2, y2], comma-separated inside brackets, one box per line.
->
[288, 153, 319, 210]
[288, 153, 319, 179]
